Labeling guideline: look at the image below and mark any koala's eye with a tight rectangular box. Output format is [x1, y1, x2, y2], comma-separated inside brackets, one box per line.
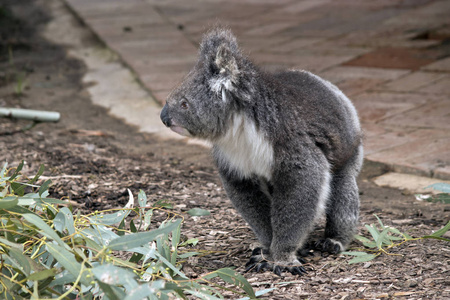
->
[180, 100, 189, 110]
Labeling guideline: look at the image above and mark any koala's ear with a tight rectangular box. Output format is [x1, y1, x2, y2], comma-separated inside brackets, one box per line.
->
[214, 44, 239, 78]
[200, 28, 241, 96]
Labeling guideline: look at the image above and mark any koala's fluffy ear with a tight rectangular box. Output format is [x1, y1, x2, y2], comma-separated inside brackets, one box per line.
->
[200, 28, 241, 96]
[214, 44, 239, 80]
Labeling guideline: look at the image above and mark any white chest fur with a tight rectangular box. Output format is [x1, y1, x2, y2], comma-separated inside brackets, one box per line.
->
[214, 114, 274, 180]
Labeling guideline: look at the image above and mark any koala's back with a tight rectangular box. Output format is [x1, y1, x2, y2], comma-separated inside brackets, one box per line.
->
[268, 70, 362, 170]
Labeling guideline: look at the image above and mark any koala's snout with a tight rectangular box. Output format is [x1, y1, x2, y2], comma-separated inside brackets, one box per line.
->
[160, 104, 172, 127]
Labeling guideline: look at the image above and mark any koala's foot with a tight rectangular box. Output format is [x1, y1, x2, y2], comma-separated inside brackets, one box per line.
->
[244, 247, 307, 276]
[314, 238, 344, 254]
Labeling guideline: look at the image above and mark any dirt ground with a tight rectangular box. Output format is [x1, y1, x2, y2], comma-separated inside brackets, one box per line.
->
[1, 1, 449, 299]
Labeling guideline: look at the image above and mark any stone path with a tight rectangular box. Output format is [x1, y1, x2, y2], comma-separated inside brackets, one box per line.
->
[64, 0, 450, 179]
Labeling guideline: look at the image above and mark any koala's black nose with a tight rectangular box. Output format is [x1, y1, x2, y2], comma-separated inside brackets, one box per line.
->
[160, 104, 172, 127]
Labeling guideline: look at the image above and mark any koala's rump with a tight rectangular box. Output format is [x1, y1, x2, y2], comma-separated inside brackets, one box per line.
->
[270, 70, 362, 171]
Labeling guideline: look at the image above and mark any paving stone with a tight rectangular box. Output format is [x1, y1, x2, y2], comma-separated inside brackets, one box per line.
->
[419, 76, 450, 94]
[381, 98, 450, 130]
[151, 90, 172, 106]
[242, 22, 297, 36]
[381, 71, 447, 92]
[366, 135, 450, 179]
[320, 66, 409, 81]
[64, 0, 450, 180]
[434, 166, 450, 180]
[422, 56, 450, 72]
[237, 36, 293, 53]
[337, 78, 387, 97]
[140, 72, 186, 93]
[252, 53, 356, 72]
[393, 73, 440, 92]
[361, 123, 414, 156]
[275, 0, 331, 14]
[267, 38, 324, 54]
[352, 92, 429, 123]
[344, 47, 436, 70]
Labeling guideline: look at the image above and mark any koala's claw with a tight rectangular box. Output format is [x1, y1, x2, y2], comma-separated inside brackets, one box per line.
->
[245, 248, 307, 276]
[314, 238, 343, 254]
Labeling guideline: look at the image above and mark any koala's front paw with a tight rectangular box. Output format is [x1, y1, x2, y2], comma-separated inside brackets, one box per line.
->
[314, 238, 344, 254]
[244, 248, 307, 276]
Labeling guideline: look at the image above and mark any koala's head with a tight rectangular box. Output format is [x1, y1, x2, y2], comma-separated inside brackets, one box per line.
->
[160, 28, 255, 140]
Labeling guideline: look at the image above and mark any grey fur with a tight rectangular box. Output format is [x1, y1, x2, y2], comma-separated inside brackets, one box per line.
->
[160, 28, 363, 275]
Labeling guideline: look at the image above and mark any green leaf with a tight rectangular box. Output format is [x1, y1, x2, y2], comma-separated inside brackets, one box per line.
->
[11, 181, 27, 196]
[143, 209, 153, 231]
[0, 162, 7, 179]
[22, 214, 67, 248]
[130, 219, 137, 233]
[124, 280, 165, 300]
[0, 196, 18, 209]
[154, 252, 188, 279]
[238, 287, 277, 300]
[8, 247, 32, 276]
[341, 251, 371, 256]
[88, 209, 130, 226]
[108, 219, 181, 251]
[426, 183, 450, 193]
[354, 235, 377, 248]
[422, 235, 450, 242]
[38, 179, 52, 197]
[365, 224, 380, 241]
[0, 237, 24, 250]
[429, 221, 450, 238]
[28, 165, 45, 185]
[92, 264, 138, 290]
[46, 243, 89, 286]
[187, 208, 211, 216]
[376, 228, 390, 249]
[214, 268, 255, 298]
[385, 227, 410, 240]
[97, 281, 127, 300]
[138, 190, 147, 208]
[57, 207, 75, 235]
[117, 219, 126, 236]
[374, 215, 385, 229]
[348, 254, 377, 264]
[26, 269, 56, 281]
[185, 289, 221, 300]
[8, 160, 24, 181]
[155, 199, 173, 209]
[179, 238, 199, 247]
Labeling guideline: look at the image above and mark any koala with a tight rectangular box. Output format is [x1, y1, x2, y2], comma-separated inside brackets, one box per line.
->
[160, 28, 363, 276]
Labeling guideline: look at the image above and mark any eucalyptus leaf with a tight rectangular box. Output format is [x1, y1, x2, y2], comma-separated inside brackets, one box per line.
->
[22, 214, 67, 249]
[426, 183, 450, 193]
[97, 281, 127, 300]
[215, 268, 255, 298]
[8, 160, 24, 181]
[0, 196, 18, 209]
[26, 269, 56, 281]
[365, 224, 380, 241]
[138, 189, 147, 208]
[238, 287, 276, 300]
[348, 254, 377, 264]
[46, 243, 89, 286]
[108, 219, 181, 251]
[38, 179, 52, 197]
[123, 280, 165, 300]
[429, 220, 450, 238]
[187, 208, 211, 216]
[92, 264, 138, 290]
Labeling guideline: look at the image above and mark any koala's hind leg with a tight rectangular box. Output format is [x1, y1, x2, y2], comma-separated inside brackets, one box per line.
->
[320, 145, 363, 254]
